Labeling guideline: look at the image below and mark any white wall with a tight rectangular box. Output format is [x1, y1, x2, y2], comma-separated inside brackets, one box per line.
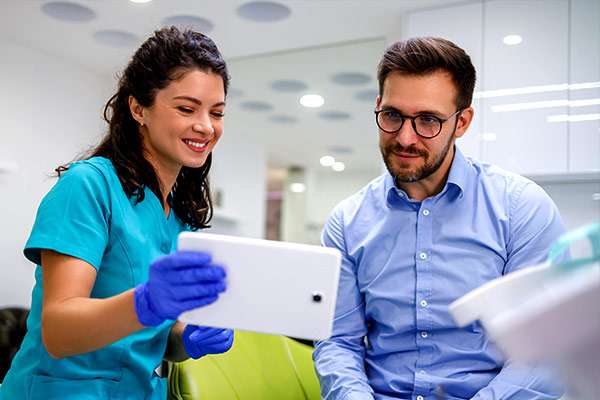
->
[209, 131, 267, 239]
[302, 168, 381, 244]
[0, 38, 113, 307]
[0, 39, 268, 308]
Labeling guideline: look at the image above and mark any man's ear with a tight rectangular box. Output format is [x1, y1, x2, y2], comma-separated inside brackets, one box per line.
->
[454, 107, 474, 139]
[375, 94, 382, 110]
[128, 96, 145, 126]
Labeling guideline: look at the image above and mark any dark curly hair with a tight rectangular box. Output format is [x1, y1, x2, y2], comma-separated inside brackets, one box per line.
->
[57, 26, 230, 230]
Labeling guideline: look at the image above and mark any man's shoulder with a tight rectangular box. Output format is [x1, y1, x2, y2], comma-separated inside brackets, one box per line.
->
[333, 173, 387, 214]
[468, 156, 535, 196]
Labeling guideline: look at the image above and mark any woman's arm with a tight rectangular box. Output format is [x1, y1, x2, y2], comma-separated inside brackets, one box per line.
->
[41, 250, 144, 359]
[164, 321, 189, 363]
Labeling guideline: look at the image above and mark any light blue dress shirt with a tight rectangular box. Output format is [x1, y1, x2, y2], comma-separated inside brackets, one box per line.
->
[314, 148, 566, 400]
[0, 157, 186, 400]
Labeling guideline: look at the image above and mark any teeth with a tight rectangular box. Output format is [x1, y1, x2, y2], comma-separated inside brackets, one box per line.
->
[184, 139, 207, 148]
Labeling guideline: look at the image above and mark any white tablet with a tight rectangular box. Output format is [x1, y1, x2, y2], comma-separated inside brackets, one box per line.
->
[176, 232, 342, 341]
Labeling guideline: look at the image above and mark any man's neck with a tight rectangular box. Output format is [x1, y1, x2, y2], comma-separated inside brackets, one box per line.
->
[397, 146, 456, 202]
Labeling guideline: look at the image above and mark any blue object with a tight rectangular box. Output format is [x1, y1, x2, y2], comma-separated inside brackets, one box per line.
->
[182, 325, 234, 359]
[0, 157, 185, 400]
[313, 148, 567, 400]
[134, 251, 226, 326]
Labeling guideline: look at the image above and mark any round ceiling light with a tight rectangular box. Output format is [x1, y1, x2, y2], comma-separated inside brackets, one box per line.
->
[162, 15, 214, 33]
[240, 100, 274, 111]
[300, 94, 324, 108]
[237, 1, 291, 22]
[41, 1, 96, 22]
[503, 34, 523, 45]
[320, 156, 335, 167]
[319, 111, 351, 121]
[332, 162, 346, 172]
[271, 79, 308, 92]
[290, 183, 306, 193]
[332, 72, 371, 86]
[269, 115, 297, 124]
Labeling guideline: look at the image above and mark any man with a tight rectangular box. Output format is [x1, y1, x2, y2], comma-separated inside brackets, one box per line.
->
[313, 37, 565, 400]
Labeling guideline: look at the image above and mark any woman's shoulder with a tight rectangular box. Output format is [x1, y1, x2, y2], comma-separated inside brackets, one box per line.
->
[61, 156, 118, 185]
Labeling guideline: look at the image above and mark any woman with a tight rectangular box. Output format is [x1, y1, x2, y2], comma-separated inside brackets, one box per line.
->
[0, 27, 234, 399]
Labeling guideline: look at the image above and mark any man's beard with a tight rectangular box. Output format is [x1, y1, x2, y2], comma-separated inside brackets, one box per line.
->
[381, 135, 454, 186]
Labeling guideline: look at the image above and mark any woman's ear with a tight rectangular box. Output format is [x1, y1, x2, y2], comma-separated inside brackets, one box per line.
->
[128, 96, 145, 126]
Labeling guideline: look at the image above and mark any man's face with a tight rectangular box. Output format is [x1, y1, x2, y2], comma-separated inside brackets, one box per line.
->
[377, 70, 471, 185]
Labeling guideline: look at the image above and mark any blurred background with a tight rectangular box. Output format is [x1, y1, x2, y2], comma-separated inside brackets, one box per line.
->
[0, 0, 598, 309]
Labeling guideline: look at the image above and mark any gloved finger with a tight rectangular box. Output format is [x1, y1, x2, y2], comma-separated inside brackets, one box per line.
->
[189, 327, 230, 343]
[192, 330, 233, 347]
[209, 332, 234, 353]
[171, 282, 226, 301]
[152, 251, 213, 271]
[163, 265, 226, 284]
[176, 295, 219, 313]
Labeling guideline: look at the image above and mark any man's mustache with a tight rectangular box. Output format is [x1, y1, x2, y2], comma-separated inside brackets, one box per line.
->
[387, 144, 428, 158]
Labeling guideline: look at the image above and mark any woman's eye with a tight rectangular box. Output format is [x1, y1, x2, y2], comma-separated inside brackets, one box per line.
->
[177, 107, 193, 114]
[212, 112, 225, 118]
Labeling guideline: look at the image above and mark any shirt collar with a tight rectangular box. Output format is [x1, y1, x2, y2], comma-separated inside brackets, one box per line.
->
[384, 145, 468, 208]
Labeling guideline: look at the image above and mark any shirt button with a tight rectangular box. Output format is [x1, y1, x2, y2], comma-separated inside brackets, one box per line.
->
[419, 252, 427, 260]
[417, 396, 424, 400]
[420, 300, 428, 307]
[422, 209, 430, 216]
[419, 370, 426, 375]
[420, 331, 428, 338]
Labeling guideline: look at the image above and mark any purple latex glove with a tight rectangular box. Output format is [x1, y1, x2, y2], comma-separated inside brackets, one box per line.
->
[134, 251, 226, 327]
[182, 325, 235, 359]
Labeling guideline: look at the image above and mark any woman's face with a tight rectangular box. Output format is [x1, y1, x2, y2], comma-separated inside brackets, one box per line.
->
[136, 69, 226, 177]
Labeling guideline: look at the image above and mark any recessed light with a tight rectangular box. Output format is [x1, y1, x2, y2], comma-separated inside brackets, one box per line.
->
[320, 156, 335, 167]
[332, 72, 371, 86]
[592, 193, 600, 201]
[41, 1, 96, 22]
[300, 94, 324, 108]
[503, 34, 523, 45]
[319, 111, 351, 121]
[240, 100, 274, 111]
[271, 79, 308, 92]
[332, 162, 345, 172]
[237, 1, 291, 22]
[269, 115, 297, 124]
[290, 183, 306, 193]
[130, 0, 152, 3]
[162, 15, 214, 33]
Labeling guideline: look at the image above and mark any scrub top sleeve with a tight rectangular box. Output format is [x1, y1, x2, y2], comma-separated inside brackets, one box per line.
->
[24, 162, 111, 270]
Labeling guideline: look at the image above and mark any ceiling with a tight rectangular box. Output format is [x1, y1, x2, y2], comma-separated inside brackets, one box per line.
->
[0, 0, 464, 173]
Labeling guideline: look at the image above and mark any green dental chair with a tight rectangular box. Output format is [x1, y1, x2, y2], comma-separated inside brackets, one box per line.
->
[167, 331, 321, 399]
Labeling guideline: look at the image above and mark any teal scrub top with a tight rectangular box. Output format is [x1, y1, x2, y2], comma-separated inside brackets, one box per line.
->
[0, 157, 187, 400]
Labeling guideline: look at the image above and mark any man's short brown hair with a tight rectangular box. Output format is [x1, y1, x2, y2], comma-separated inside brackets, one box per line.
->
[377, 37, 476, 110]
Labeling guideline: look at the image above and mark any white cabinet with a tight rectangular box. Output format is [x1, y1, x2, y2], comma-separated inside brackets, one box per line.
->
[402, 0, 599, 176]
[568, 0, 600, 173]
[481, 0, 569, 175]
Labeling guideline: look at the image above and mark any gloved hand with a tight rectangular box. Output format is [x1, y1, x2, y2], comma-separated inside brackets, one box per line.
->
[182, 325, 234, 359]
[134, 251, 226, 327]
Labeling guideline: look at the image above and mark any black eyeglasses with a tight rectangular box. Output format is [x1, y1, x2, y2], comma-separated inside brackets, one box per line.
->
[374, 108, 463, 138]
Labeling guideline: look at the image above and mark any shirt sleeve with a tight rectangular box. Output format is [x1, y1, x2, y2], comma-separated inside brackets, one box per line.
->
[313, 206, 374, 400]
[24, 162, 111, 270]
[504, 180, 568, 274]
[472, 180, 567, 399]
